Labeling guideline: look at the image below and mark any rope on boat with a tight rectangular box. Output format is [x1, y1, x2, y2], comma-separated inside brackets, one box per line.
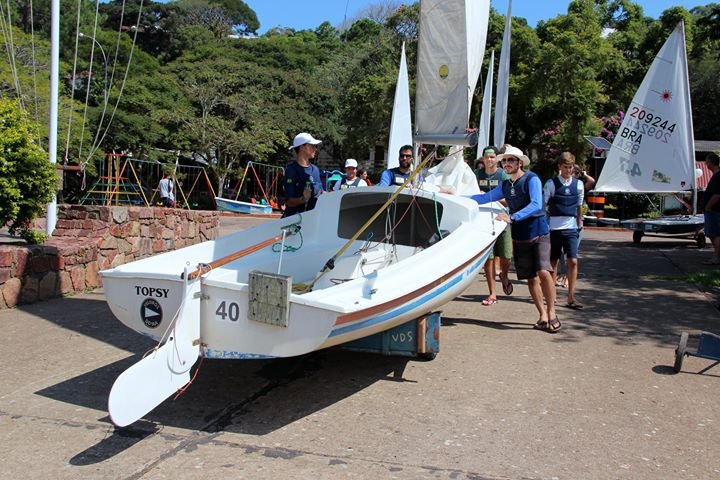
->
[292, 149, 439, 294]
[185, 222, 302, 280]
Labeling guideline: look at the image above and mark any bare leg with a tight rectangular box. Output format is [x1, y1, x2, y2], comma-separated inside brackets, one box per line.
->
[567, 257, 579, 304]
[713, 236, 720, 263]
[527, 276, 547, 322]
[538, 270, 557, 321]
[550, 259, 558, 304]
[483, 258, 497, 303]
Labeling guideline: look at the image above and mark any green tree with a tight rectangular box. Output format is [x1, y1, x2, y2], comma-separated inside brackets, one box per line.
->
[0, 98, 56, 235]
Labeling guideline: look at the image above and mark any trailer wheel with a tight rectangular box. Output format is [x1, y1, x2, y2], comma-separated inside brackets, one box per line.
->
[673, 331, 688, 374]
[633, 231, 644, 244]
[696, 232, 706, 249]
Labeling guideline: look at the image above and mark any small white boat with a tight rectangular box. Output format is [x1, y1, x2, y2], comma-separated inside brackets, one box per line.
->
[101, 0, 499, 427]
[214, 196, 273, 215]
[102, 187, 505, 425]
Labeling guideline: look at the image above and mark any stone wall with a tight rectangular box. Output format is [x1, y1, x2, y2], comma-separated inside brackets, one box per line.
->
[0, 205, 218, 309]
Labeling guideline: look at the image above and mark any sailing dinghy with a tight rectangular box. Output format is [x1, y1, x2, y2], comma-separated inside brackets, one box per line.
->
[101, 0, 504, 426]
[594, 22, 704, 247]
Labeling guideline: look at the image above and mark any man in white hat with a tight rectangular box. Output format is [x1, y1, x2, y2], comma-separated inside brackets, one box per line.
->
[468, 145, 559, 333]
[333, 158, 368, 191]
[282, 132, 323, 218]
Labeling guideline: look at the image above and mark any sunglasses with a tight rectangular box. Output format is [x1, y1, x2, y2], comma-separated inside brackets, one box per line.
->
[399, 154, 413, 158]
[501, 157, 519, 164]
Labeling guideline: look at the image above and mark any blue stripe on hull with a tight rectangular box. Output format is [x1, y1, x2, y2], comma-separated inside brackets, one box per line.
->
[330, 249, 490, 338]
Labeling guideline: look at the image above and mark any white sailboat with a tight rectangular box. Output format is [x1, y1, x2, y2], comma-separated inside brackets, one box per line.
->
[420, 0, 490, 195]
[101, 0, 504, 427]
[493, 0, 512, 148]
[387, 42, 413, 170]
[594, 22, 704, 247]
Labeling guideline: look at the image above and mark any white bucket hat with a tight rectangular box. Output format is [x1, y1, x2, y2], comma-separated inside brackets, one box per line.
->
[497, 145, 531, 168]
[289, 132, 322, 150]
[344, 158, 358, 168]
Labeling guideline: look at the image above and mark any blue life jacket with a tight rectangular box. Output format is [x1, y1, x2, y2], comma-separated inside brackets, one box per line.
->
[501, 171, 548, 240]
[339, 177, 362, 189]
[548, 177, 580, 217]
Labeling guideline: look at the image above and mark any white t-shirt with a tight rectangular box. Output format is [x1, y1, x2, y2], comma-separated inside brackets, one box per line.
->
[158, 178, 174, 200]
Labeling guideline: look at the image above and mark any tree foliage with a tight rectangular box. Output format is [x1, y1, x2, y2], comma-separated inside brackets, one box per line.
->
[2, 0, 720, 210]
[0, 98, 56, 234]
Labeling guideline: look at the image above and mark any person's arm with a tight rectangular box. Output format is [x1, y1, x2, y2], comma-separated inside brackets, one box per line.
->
[378, 170, 393, 186]
[705, 194, 720, 212]
[467, 183, 504, 204]
[577, 181, 584, 229]
[542, 179, 553, 214]
[511, 175, 544, 222]
[581, 171, 595, 191]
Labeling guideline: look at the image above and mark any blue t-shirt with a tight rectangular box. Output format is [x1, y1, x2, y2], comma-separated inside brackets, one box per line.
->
[378, 167, 411, 186]
[282, 161, 323, 217]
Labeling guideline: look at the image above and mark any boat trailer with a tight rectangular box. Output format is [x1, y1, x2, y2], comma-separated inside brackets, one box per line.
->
[340, 312, 441, 360]
[674, 331, 720, 373]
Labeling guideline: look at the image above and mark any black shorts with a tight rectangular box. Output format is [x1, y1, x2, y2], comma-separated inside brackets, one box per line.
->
[513, 234, 552, 280]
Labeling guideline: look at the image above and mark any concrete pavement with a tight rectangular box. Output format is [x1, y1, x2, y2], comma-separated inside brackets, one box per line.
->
[0, 224, 718, 479]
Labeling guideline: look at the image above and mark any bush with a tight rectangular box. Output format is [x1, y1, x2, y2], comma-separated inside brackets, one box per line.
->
[0, 99, 56, 236]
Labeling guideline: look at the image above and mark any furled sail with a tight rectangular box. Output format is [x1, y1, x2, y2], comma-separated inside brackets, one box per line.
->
[493, 0, 512, 148]
[414, 0, 490, 146]
[595, 22, 696, 194]
[477, 50, 495, 154]
[387, 43, 413, 170]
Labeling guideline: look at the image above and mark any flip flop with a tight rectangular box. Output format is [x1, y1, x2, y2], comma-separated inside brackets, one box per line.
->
[500, 274, 513, 296]
[565, 302, 584, 310]
[547, 317, 562, 333]
[481, 298, 498, 306]
[533, 319, 548, 330]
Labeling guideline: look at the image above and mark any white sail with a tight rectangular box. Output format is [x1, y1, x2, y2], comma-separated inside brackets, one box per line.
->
[595, 22, 696, 193]
[477, 50, 495, 154]
[493, 0, 512, 148]
[387, 43, 413, 170]
[415, 0, 490, 146]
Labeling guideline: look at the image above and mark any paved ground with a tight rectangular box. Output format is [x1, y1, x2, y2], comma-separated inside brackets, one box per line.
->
[1, 219, 718, 479]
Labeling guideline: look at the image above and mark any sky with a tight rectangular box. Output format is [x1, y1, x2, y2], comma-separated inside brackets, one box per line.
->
[244, 0, 707, 34]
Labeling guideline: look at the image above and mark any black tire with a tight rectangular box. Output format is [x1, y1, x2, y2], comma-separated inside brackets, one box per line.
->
[696, 232, 706, 249]
[419, 352, 437, 361]
[633, 231, 644, 244]
[673, 331, 688, 374]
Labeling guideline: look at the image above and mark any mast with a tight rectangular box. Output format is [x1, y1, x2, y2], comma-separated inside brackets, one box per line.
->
[46, 0, 60, 235]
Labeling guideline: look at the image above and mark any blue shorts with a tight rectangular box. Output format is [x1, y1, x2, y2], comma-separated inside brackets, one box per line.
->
[705, 212, 720, 238]
[550, 229, 579, 260]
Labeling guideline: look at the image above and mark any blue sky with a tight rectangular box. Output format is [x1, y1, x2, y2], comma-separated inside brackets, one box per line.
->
[244, 0, 706, 34]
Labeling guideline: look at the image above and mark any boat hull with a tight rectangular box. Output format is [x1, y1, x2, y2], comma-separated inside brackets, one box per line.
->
[101, 188, 504, 358]
[215, 196, 273, 215]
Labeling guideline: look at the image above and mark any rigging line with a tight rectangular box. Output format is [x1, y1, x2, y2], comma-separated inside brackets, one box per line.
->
[0, 0, 24, 108]
[63, 0, 83, 165]
[77, 0, 103, 163]
[84, 0, 144, 166]
[28, 0, 42, 147]
[90, 0, 129, 153]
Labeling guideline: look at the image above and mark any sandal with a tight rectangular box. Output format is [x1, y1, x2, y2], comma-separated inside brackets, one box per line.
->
[481, 297, 497, 306]
[500, 273, 514, 296]
[547, 317, 562, 333]
[565, 301, 584, 310]
[533, 319, 548, 330]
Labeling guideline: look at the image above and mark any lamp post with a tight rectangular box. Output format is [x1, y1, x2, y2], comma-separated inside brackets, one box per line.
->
[78, 32, 108, 104]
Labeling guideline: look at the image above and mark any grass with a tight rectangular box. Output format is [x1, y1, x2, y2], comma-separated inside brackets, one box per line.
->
[667, 269, 720, 288]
